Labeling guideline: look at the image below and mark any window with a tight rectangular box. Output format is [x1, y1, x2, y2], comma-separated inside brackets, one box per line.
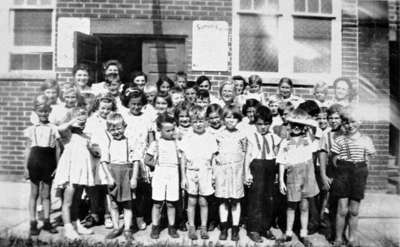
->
[9, 0, 55, 71]
[232, 0, 341, 80]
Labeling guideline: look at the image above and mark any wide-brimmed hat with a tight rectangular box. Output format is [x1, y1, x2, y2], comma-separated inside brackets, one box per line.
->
[286, 109, 318, 127]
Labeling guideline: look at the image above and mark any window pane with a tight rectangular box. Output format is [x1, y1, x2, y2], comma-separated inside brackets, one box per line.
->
[41, 53, 53, 70]
[239, 15, 278, 72]
[295, 0, 306, 12]
[240, 0, 251, 10]
[308, 0, 319, 13]
[10, 54, 23, 70]
[254, 0, 266, 11]
[321, 0, 332, 14]
[267, 0, 279, 12]
[14, 10, 52, 46]
[293, 18, 331, 73]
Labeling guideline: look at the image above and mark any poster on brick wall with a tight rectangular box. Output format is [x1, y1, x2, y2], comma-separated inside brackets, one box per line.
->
[192, 21, 229, 71]
[57, 17, 90, 68]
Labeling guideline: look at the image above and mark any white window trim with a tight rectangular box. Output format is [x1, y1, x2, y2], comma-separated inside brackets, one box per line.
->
[232, 0, 342, 85]
[8, 1, 56, 72]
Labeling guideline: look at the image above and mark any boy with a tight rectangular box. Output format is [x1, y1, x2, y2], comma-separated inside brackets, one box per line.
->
[180, 105, 218, 240]
[195, 89, 211, 109]
[184, 81, 198, 104]
[175, 71, 187, 89]
[330, 106, 375, 246]
[246, 106, 280, 242]
[170, 87, 185, 107]
[144, 113, 186, 239]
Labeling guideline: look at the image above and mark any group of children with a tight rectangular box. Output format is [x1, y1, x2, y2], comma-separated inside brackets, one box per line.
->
[24, 64, 375, 246]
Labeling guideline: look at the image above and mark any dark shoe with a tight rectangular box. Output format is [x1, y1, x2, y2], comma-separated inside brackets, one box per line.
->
[178, 222, 187, 232]
[280, 235, 292, 242]
[168, 225, 179, 238]
[308, 226, 318, 235]
[123, 230, 134, 241]
[29, 221, 40, 236]
[105, 228, 123, 239]
[42, 220, 58, 234]
[219, 222, 228, 240]
[200, 226, 209, 240]
[188, 225, 198, 240]
[247, 231, 263, 243]
[83, 215, 100, 228]
[263, 229, 276, 240]
[207, 221, 217, 231]
[150, 225, 160, 239]
[231, 225, 240, 241]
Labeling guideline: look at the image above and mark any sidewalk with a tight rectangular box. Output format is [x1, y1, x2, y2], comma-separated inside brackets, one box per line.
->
[0, 181, 399, 246]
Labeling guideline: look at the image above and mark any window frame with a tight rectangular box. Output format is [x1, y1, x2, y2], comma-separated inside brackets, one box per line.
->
[232, 0, 342, 84]
[9, 1, 56, 72]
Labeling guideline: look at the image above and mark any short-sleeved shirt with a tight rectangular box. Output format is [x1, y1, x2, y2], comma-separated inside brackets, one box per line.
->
[180, 131, 218, 169]
[147, 139, 179, 167]
[123, 112, 154, 159]
[330, 132, 375, 162]
[100, 136, 137, 164]
[319, 129, 343, 154]
[24, 123, 60, 148]
[247, 131, 281, 160]
[276, 136, 319, 166]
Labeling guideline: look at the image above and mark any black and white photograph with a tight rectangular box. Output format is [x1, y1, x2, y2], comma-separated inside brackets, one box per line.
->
[0, 0, 399, 246]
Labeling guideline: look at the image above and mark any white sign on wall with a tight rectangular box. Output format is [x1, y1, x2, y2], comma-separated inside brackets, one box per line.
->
[57, 17, 90, 68]
[192, 21, 229, 71]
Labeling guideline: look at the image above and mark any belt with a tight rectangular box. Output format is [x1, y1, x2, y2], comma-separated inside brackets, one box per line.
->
[337, 160, 367, 168]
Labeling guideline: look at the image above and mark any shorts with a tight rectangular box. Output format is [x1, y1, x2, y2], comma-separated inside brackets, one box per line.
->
[108, 163, 135, 202]
[331, 160, 368, 201]
[152, 165, 179, 202]
[186, 168, 214, 197]
[286, 161, 319, 202]
[27, 146, 57, 183]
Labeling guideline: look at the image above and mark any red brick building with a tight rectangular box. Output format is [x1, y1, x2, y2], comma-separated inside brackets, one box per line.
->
[0, 0, 398, 192]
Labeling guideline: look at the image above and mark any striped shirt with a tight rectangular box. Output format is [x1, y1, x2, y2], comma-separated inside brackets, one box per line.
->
[330, 132, 375, 162]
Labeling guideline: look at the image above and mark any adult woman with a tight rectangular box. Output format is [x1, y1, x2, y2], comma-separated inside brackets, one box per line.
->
[92, 60, 124, 96]
[269, 77, 304, 108]
[73, 63, 92, 95]
[218, 81, 237, 108]
[332, 77, 355, 107]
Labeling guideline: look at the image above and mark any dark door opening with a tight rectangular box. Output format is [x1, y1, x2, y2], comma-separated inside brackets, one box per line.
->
[95, 35, 185, 84]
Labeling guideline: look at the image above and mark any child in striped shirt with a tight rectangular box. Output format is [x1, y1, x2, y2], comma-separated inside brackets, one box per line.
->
[330, 106, 375, 246]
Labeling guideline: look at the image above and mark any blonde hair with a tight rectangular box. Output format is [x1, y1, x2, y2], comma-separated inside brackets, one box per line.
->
[33, 94, 51, 111]
[106, 112, 127, 130]
[143, 84, 157, 94]
[219, 81, 236, 98]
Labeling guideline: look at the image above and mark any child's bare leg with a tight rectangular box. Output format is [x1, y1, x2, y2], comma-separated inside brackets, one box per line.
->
[335, 198, 349, 242]
[62, 185, 75, 224]
[300, 199, 309, 237]
[219, 202, 229, 222]
[199, 196, 208, 227]
[108, 200, 120, 229]
[286, 202, 296, 236]
[187, 196, 197, 226]
[29, 181, 40, 221]
[123, 207, 133, 231]
[152, 202, 162, 226]
[348, 200, 360, 242]
[231, 201, 241, 226]
[166, 202, 176, 226]
[40, 182, 52, 220]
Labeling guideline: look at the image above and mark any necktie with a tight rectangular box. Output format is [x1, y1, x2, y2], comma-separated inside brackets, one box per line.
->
[261, 135, 270, 159]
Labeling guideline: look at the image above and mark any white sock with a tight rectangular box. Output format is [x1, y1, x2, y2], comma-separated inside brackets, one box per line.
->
[285, 230, 293, 236]
[300, 229, 308, 237]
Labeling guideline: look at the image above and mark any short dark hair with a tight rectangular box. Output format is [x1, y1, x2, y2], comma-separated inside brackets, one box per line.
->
[123, 89, 147, 108]
[298, 100, 321, 118]
[196, 89, 210, 99]
[327, 103, 343, 117]
[195, 75, 211, 87]
[156, 75, 174, 90]
[156, 112, 176, 130]
[278, 77, 294, 88]
[242, 99, 261, 116]
[222, 105, 243, 122]
[130, 71, 147, 84]
[185, 81, 198, 91]
[248, 74, 262, 86]
[254, 105, 273, 123]
[154, 94, 173, 107]
[205, 103, 223, 118]
[175, 71, 187, 79]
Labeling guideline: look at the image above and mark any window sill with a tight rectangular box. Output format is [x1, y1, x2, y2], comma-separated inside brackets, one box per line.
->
[0, 71, 56, 81]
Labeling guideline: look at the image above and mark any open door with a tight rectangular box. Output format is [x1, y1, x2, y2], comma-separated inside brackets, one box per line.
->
[142, 39, 185, 83]
[74, 31, 101, 83]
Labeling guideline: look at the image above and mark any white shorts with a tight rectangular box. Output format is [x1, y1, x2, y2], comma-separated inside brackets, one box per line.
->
[186, 168, 214, 197]
[152, 166, 179, 202]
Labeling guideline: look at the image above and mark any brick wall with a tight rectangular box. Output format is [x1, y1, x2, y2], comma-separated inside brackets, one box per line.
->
[0, 79, 42, 180]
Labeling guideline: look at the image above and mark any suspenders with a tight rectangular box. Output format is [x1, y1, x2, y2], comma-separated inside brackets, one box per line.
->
[106, 132, 130, 163]
[33, 125, 53, 147]
[254, 133, 276, 158]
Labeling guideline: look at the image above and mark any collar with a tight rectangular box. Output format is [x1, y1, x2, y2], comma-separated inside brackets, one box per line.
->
[347, 131, 361, 140]
[35, 121, 50, 126]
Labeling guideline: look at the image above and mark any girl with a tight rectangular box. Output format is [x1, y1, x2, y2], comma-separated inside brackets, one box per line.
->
[214, 105, 252, 241]
[277, 109, 320, 242]
[83, 93, 117, 229]
[25, 95, 60, 236]
[332, 77, 354, 107]
[154, 94, 173, 116]
[73, 63, 92, 94]
[30, 79, 61, 124]
[92, 60, 124, 96]
[270, 77, 304, 108]
[175, 102, 192, 140]
[156, 75, 174, 97]
[50, 86, 82, 126]
[122, 90, 155, 230]
[131, 71, 147, 91]
[184, 81, 198, 104]
[53, 107, 96, 239]
[237, 99, 260, 137]
[218, 81, 236, 108]
[313, 81, 332, 108]
[101, 113, 138, 241]
[195, 75, 219, 104]
[232, 75, 247, 107]
[244, 75, 267, 106]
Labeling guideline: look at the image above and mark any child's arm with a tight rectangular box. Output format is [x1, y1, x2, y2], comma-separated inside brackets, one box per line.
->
[318, 151, 332, 190]
[130, 160, 139, 189]
[180, 152, 187, 189]
[144, 141, 157, 171]
[278, 163, 286, 195]
[23, 139, 31, 180]
[332, 153, 338, 167]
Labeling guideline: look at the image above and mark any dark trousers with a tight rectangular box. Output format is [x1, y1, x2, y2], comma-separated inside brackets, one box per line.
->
[87, 185, 107, 219]
[246, 159, 276, 233]
[175, 189, 187, 226]
[208, 194, 219, 226]
[134, 180, 152, 224]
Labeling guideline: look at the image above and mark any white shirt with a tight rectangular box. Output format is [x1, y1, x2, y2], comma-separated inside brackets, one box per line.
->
[24, 123, 60, 148]
[276, 136, 319, 166]
[247, 131, 281, 160]
[180, 131, 218, 169]
[147, 139, 180, 167]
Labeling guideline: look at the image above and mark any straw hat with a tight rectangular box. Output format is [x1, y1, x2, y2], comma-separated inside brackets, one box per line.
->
[286, 109, 318, 128]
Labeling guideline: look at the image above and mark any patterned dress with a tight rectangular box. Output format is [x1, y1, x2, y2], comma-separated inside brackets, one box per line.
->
[214, 128, 247, 199]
